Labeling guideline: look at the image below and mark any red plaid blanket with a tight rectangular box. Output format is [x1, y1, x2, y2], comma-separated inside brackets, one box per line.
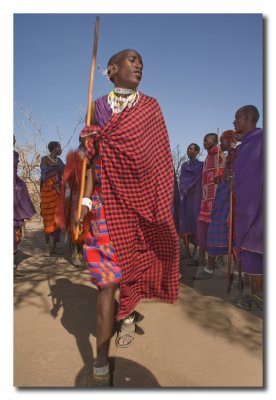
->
[81, 93, 180, 319]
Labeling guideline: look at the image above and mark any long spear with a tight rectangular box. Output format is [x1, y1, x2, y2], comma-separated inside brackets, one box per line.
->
[227, 185, 234, 292]
[216, 128, 220, 180]
[74, 16, 99, 240]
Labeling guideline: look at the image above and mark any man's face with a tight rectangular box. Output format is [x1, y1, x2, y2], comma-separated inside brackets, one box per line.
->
[203, 135, 216, 150]
[55, 144, 62, 156]
[233, 109, 247, 141]
[187, 145, 198, 160]
[111, 51, 143, 89]
[220, 137, 230, 152]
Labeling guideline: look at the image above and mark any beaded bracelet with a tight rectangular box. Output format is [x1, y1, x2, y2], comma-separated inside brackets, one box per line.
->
[82, 197, 92, 212]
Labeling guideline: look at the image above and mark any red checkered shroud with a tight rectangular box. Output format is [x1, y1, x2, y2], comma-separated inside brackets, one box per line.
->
[81, 93, 180, 319]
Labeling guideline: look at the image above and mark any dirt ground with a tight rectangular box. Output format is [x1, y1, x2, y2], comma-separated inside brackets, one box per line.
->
[13, 220, 263, 388]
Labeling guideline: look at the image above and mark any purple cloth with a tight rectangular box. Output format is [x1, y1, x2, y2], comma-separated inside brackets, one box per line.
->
[240, 251, 263, 275]
[207, 180, 229, 256]
[14, 150, 36, 250]
[234, 128, 263, 273]
[196, 221, 209, 251]
[14, 150, 36, 228]
[179, 159, 203, 234]
[207, 148, 238, 256]
[40, 159, 64, 184]
[95, 95, 112, 129]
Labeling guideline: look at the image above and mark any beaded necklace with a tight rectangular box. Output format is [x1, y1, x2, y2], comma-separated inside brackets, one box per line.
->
[113, 87, 135, 95]
[107, 89, 139, 114]
[48, 155, 59, 164]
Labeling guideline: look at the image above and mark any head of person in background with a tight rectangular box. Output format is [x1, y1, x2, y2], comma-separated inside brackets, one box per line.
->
[187, 143, 200, 161]
[48, 141, 62, 157]
[203, 133, 218, 151]
[219, 130, 237, 152]
[233, 105, 260, 142]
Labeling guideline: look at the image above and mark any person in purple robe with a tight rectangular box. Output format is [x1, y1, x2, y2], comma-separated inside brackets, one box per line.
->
[233, 105, 263, 311]
[14, 135, 36, 277]
[179, 143, 203, 259]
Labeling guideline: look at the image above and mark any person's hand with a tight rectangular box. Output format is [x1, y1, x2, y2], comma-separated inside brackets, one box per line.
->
[229, 177, 234, 192]
[74, 205, 89, 231]
[223, 169, 234, 182]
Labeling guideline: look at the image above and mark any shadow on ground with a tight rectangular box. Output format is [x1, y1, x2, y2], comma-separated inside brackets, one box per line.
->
[177, 250, 263, 356]
[15, 227, 263, 369]
[75, 356, 161, 388]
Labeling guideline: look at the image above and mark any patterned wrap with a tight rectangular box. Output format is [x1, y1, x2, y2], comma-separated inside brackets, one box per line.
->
[83, 156, 122, 288]
[40, 158, 64, 236]
[207, 147, 238, 256]
[198, 145, 226, 223]
[80, 92, 180, 319]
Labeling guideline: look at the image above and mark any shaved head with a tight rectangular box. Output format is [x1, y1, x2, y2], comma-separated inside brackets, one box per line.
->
[107, 49, 142, 68]
[238, 105, 260, 124]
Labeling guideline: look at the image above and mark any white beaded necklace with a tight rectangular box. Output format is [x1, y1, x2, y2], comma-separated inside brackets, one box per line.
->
[113, 87, 135, 95]
[108, 89, 139, 114]
[48, 155, 59, 163]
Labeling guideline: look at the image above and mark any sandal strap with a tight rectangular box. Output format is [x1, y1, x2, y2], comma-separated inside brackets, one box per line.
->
[122, 313, 135, 324]
[119, 321, 135, 336]
[93, 362, 109, 376]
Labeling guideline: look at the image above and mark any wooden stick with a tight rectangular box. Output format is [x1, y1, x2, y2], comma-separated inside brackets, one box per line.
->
[227, 187, 233, 292]
[74, 16, 99, 241]
[216, 130, 220, 179]
[183, 234, 191, 259]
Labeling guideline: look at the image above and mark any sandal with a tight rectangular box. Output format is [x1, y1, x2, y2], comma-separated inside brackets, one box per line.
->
[193, 268, 214, 280]
[71, 253, 86, 268]
[186, 258, 199, 266]
[90, 362, 111, 387]
[236, 293, 263, 311]
[115, 314, 136, 348]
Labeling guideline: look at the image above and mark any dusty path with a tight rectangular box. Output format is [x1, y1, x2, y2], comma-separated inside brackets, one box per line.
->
[14, 221, 263, 388]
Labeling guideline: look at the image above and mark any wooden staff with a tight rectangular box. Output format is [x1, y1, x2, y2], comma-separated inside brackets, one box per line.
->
[216, 129, 220, 179]
[74, 16, 99, 240]
[183, 234, 191, 259]
[227, 186, 234, 292]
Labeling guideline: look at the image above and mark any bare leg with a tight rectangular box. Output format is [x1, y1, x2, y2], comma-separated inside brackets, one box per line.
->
[94, 284, 117, 368]
[45, 233, 50, 244]
[183, 234, 191, 258]
[191, 244, 198, 259]
[198, 249, 206, 266]
[251, 275, 263, 299]
[207, 255, 215, 270]
[72, 244, 78, 258]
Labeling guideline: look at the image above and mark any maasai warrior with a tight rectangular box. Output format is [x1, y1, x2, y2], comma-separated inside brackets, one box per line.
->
[55, 137, 90, 267]
[194, 133, 226, 279]
[233, 105, 263, 311]
[14, 135, 36, 277]
[77, 49, 179, 385]
[40, 141, 65, 254]
[206, 130, 238, 273]
[179, 143, 203, 259]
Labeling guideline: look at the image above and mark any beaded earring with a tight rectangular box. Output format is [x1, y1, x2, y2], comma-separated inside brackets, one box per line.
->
[97, 65, 111, 80]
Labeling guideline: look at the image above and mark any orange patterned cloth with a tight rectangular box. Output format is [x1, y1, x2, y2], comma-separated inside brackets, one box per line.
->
[55, 150, 90, 244]
[40, 157, 64, 235]
[40, 176, 61, 234]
